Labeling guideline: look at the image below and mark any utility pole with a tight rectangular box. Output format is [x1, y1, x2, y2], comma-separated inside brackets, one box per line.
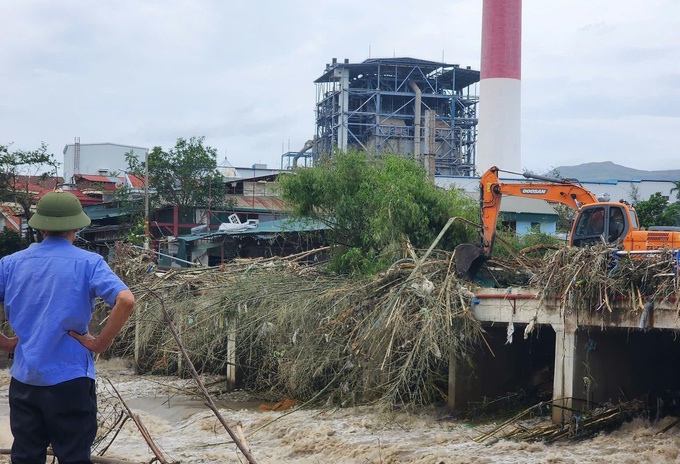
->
[144, 150, 150, 250]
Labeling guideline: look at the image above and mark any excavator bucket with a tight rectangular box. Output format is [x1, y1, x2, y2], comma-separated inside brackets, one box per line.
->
[454, 242, 488, 280]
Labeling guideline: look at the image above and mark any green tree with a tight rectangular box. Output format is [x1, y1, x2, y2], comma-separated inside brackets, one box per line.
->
[0, 143, 60, 242]
[0, 227, 23, 257]
[660, 201, 680, 227]
[634, 192, 668, 228]
[109, 183, 147, 243]
[552, 203, 576, 233]
[278, 151, 477, 274]
[628, 184, 641, 204]
[670, 180, 680, 201]
[127, 137, 228, 212]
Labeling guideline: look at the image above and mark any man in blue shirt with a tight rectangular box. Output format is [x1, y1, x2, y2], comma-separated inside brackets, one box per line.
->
[0, 191, 135, 464]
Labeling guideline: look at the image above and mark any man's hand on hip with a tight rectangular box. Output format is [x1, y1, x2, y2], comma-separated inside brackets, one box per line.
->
[68, 331, 105, 353]
[68, 289, 135, 355]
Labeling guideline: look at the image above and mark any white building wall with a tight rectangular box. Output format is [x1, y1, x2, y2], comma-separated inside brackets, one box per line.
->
[436, 176, 677, 204]
[579, 180, 676, 204]
[63, 143, 148, 184]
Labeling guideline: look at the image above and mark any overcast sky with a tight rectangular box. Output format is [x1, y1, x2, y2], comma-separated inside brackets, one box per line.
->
[1, 0, 679, 175]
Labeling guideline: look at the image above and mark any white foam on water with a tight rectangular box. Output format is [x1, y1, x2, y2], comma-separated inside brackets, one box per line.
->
[2, 362, 680, 463]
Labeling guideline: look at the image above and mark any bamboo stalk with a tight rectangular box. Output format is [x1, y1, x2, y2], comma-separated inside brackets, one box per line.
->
[106, 379, 174, 464]
[147, 289, 261, 464]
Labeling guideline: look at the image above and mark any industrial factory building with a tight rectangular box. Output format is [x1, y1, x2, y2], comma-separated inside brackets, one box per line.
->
[63, 139, 149, 186]
[313, 57, 480, 176]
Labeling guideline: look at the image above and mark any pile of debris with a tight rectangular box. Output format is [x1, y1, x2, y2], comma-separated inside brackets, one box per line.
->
[101, 240, 680, 408]
[475, 399, 646, 444]
[105, 242, 483, 408]
[528, 244, 680, 313]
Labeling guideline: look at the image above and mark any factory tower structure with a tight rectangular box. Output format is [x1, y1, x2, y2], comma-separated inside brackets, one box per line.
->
[476, 0, 522, 173]
[314, 57, 480, 176]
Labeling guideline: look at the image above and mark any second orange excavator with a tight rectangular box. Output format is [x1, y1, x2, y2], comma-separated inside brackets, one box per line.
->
[455, 166, 680, 279]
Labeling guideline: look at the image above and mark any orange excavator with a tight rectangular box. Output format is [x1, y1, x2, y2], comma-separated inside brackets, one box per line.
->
[455, 166, 680, 279]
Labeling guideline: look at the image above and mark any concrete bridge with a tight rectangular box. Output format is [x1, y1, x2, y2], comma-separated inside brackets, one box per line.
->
[448, 287, 680, 423]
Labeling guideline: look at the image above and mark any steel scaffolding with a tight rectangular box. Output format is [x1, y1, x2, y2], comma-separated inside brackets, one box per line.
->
[314, 57, 479, 176]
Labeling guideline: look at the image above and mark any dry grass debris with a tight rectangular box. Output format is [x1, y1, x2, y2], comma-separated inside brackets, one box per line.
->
[528, 244, 680, 313]
[105, 243, 483, 408]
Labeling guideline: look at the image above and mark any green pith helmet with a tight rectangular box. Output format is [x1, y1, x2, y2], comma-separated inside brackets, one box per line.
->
[28, 191, 91, 231]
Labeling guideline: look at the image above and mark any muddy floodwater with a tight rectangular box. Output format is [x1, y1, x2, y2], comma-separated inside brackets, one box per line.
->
[1, 359, 680, 463]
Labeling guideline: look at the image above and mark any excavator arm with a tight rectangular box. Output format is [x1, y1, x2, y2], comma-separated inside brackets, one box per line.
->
[455, 166, 599, 278]
[478, 166, 598, 254]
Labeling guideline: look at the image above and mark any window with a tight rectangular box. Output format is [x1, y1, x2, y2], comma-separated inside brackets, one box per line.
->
[574, 207, 605, 236]
[607, 207, 625, 242]
[572, 205, 629, 247]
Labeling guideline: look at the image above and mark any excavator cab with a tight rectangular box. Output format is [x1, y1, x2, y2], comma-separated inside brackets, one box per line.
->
[570, 203, 631, 247]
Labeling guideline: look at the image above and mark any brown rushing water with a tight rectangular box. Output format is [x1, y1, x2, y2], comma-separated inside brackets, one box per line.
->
[1, 360, 680, 463]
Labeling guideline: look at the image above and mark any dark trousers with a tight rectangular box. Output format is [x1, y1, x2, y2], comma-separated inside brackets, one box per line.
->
[9, 377, 97, 464]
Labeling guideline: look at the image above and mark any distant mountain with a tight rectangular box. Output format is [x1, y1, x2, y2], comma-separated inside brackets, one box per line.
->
[544, 161, 680, 182]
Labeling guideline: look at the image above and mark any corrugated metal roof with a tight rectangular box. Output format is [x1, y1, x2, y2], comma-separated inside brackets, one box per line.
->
[241, 218, 328, 234]
[35, 188, 101, 205]
[126, 174, 145, 188]
[176, 218, 328, 242]
[81, 204, 131, 219]
[12, 182, 45, 194]
[315, 58, 479, 91]
[229, 169, 282, 180]
[15, 175, 59, 190]
[76, 174, 123, 184]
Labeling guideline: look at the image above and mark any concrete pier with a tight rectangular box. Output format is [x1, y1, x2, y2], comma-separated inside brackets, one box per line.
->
[449, 287, 680, 422]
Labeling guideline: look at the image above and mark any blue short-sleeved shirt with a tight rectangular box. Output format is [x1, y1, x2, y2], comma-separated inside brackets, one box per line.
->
[0, 236, 129, 386]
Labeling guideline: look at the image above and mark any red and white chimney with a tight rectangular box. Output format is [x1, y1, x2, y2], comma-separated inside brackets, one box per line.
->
[476, 0, 522, 174]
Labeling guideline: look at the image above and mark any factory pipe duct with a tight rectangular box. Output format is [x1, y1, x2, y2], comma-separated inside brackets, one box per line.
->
[292, 139, 315, 168]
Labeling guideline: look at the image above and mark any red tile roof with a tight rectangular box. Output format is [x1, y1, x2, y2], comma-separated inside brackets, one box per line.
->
[14, 175, 60, 190]
[35, 189, 102, 205]
[75, 174, 124, 185]
[10, 181, 45, 194]
[0, 205, 20, 232]
[126, 174, 145, 189]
